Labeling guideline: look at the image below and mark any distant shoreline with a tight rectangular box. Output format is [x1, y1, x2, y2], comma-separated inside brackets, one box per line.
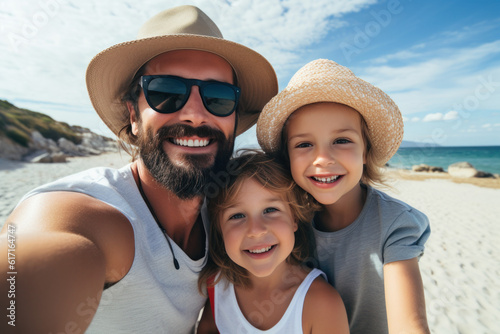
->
[384, 168, 500, 189]
[389, 145, 500, 175]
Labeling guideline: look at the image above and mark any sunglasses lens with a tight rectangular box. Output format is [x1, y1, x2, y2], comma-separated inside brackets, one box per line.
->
[203, 83, 237, 116]
[147, 77, 187, 113]
[143, 76, 238, 116]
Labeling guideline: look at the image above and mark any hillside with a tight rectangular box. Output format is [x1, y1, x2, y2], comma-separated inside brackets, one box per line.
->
[0, 100, 117, 161]
[0, 100, 83, 146]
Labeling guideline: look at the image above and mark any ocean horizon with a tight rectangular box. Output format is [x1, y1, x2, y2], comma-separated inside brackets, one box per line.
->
[388, 145, 500, 175]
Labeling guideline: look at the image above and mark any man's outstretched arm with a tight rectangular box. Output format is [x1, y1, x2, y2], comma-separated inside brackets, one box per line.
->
[0, 191, 134, 333]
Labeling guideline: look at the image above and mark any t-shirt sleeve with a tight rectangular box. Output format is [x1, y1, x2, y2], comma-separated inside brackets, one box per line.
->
[382, 208, 431, 264]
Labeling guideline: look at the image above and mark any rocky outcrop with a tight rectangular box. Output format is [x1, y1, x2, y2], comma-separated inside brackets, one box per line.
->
[0, 128, 118, 163]
[29, 131, 60, 153]
[23, 151, 68, 163]
[0, 136, 30, 160]
[410, 162, 496, 179]
[411, 164, 445, 173]
[448, 162, 495, 178]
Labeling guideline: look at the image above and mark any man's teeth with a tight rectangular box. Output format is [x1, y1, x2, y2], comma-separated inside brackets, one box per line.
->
[174, 138, 210, 147]
[313, 175, 340, 183]
[248, 246, 272, 254]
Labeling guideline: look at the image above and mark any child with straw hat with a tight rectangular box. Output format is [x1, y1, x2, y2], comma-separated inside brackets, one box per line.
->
[257, 59, 431, 334]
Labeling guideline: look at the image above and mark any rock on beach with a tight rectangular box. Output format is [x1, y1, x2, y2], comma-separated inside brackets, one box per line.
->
[411, 161, 496, 179]
[448, 161, 495, 178]
[412, 164, 445, 173]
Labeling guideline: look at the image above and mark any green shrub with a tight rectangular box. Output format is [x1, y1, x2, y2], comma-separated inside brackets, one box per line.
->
[0, 100, 83, 145]
[5, 128, 30, 147]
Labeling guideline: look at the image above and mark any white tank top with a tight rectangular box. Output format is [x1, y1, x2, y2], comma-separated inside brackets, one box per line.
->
[19, 165, 208, 333]
[214, 268, 325, 333]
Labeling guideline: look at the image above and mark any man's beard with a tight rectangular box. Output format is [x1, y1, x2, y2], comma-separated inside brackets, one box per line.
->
[136, 123, 234, 200]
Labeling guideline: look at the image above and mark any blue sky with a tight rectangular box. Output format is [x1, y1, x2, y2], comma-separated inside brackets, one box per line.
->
[1, 0, 499, 147]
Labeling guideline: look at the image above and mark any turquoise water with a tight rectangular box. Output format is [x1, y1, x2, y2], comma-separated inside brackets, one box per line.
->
[388, 146, 500, 174]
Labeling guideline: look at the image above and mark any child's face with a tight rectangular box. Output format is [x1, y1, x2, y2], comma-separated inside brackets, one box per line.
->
[219, 178, 298, 278]
[286, 102, 366, 206]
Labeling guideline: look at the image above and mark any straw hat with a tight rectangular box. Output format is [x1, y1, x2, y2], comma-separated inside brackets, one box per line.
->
[86, 5, 278, 137]
[257, 59, 403, 165]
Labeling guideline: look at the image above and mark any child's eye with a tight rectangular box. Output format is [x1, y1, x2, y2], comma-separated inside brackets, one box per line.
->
[263, 207, 279, 214]
[295, 142, 312, 148]
[228, 213, 245, 220]
[334, 138, 351, 144]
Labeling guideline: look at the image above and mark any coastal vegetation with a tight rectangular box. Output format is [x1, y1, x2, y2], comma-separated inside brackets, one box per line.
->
[0, 99, 81, 147]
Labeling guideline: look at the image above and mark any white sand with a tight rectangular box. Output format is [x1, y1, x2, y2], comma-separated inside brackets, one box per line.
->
[1, 152, 499, 333]
[0, 152, 132, 224]
[383, 176, 500, 334]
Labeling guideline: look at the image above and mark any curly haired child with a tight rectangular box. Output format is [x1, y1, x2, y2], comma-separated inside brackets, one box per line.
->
[197, 150, 349, 334]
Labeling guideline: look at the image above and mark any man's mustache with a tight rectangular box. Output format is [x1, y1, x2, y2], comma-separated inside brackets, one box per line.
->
[155, 124, 227, 143]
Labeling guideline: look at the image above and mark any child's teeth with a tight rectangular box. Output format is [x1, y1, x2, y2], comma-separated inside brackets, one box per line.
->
[314, 175, 339, 183]
[249, 246, 272, 254]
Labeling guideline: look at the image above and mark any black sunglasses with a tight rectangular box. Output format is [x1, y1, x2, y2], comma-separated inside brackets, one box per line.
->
[140, 75, 240, 117]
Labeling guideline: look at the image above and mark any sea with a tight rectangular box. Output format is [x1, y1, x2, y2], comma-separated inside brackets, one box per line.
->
[388, 146, 500, 175]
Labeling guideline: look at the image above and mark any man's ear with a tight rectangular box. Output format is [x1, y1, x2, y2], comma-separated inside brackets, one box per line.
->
[127, 101, 139, 136]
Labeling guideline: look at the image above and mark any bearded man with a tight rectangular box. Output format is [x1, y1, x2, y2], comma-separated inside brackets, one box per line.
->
[0, 6, 277, 333]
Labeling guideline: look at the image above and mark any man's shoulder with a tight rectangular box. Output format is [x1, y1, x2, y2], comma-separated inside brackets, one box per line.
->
[11, 190, 131, 235]
[7, 165, 135, 238]
[18, 165, 133, 207]
[47, 165, 132, 188]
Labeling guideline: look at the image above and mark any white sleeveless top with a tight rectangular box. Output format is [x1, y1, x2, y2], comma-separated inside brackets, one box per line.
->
[18, 165, 208, 334]
[214, 268, 325, 334]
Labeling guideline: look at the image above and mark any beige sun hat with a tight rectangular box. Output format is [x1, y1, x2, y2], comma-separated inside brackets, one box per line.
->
[86, 5, 278, 137]
[256, 59, 403, 165]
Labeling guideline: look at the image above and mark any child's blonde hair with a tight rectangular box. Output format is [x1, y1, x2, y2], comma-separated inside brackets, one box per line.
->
[198, 149, 317, 292]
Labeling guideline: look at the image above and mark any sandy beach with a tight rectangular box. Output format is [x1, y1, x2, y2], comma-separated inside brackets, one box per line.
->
[1, 152, 498, 333]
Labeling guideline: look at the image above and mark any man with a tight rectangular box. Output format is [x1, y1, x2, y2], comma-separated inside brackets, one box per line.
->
[0, 6, 277, 333]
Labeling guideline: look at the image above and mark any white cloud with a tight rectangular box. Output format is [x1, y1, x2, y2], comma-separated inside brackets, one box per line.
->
[371, 48, 422, 65]
[443, 110, 459, 120]
[0, 0, 378, 125]
[422, 110, 460, 122]
[423, 113, 444, 122]
[364, 44, 500, 114]
[213, 0, 377, 77]
[361, 40, 500, 92]
[1, 1, 499, 148]
[357, 36, 500, 116]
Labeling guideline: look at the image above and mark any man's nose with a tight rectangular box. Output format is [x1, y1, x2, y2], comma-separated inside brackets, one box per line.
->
[177, 85, 209, 127]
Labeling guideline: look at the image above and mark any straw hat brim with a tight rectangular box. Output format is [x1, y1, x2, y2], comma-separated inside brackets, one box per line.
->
[257, 61, 403, 165]
[86, 34, 278, 137]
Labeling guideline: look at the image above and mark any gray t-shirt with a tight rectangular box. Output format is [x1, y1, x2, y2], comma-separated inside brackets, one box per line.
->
[313, 185, 430, 334]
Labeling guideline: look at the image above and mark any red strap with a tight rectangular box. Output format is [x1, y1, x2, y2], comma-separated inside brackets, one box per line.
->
[207, 275, 216, 325]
